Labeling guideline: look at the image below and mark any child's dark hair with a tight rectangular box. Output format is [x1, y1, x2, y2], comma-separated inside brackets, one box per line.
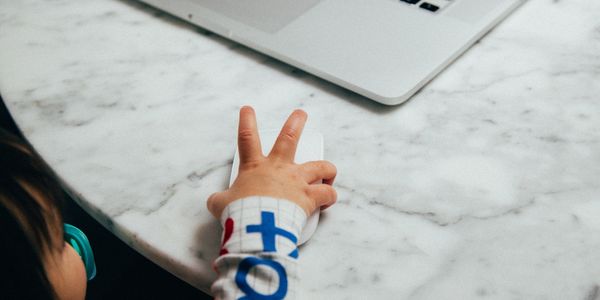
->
[0, 127, 66, 299]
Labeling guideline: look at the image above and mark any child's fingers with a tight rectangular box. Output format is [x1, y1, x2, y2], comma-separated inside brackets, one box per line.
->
[299, 160, 337, 184]
[238, 106, 263, 164]
[269, 110, 307, 162]
[306, 184, 337, 212]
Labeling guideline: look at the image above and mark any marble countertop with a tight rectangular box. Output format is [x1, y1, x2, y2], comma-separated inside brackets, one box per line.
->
[1, 0, 600, 298]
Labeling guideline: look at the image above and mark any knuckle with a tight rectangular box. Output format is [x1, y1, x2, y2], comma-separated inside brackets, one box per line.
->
[311, 161, 323, 169]
[329, 162, 338, 172]
[322, 161, 337, 173]
[303, 185, 314, 197]
[280, 128, 299, 142]
[238, 129, 255, 142]
[321, 186, 336, 201]
[240, 160, 261, 170]
[329, 187, 338, 202]
[289, 171, 302, 182]
[206, 194, 216, 210]
[307, 161, 322, 171]
[313, 160, 331, 169]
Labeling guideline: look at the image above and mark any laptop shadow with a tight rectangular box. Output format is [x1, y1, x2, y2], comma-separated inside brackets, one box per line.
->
[116, 0, 410, 115]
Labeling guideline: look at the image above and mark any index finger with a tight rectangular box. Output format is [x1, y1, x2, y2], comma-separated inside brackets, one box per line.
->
[237, 106, 262, 163]
[269, 109, 307, 161]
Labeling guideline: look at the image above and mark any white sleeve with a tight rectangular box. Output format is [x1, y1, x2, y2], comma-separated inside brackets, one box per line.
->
[211, 196, 307, 300]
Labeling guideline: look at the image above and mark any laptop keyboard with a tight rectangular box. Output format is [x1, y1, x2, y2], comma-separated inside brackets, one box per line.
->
[399, 0, 452, 13]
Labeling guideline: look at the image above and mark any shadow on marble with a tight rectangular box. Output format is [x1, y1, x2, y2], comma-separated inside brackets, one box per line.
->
[0, 96, 212, 299]
[193, 218, 222, 264]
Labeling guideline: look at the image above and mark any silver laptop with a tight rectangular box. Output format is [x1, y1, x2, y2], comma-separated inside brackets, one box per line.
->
[140, 0, 524, 105]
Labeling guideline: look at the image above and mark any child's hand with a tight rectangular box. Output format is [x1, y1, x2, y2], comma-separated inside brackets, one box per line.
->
[207, 106, 337, 219]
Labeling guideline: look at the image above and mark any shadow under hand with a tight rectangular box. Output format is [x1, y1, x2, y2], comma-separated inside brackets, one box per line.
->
[193, 218, 222, 264]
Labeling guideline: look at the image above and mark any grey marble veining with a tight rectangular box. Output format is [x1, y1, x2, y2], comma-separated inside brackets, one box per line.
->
[1, 0, 600, 298]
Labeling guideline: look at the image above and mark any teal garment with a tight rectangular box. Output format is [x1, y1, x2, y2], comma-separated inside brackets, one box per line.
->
[64, 224, 96, 280]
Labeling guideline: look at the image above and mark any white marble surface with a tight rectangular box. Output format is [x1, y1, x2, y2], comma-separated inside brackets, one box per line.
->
[1, 0, 600, 298]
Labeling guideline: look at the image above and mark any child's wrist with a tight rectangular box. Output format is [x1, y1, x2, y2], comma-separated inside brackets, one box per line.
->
[218, 196, 307, 255]
[220, 196, 308, 228]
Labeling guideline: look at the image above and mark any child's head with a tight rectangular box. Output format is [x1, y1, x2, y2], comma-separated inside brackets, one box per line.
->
[0, 128, 87, 300]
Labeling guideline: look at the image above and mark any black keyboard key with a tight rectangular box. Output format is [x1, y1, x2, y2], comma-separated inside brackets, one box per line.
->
[401, 0, 420, 4]
[419, 2, 440, 12]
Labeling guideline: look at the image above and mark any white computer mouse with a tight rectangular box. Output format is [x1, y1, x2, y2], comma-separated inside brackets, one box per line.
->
[229, 129, 323, 245]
